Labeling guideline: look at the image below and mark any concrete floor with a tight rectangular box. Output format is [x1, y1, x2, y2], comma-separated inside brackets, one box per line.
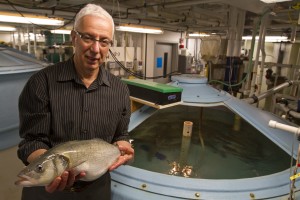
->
[0, 146, 23, 200]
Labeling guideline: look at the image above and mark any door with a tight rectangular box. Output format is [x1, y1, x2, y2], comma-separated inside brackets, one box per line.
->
[154, 42, 175, 84]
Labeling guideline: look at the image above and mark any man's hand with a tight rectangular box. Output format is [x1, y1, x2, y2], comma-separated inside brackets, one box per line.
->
[109, 141, 134, 171]
[45, 170, 86, 193]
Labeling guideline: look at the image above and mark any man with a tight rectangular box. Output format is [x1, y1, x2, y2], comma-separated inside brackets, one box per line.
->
[17, 4, 134, 200]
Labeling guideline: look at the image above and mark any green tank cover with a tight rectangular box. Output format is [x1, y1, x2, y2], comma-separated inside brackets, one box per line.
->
[122, 79, 182, 105]
[122, 79, 183, 93]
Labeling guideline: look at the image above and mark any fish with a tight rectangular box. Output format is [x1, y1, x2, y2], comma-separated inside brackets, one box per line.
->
[15, 138, 120, 187]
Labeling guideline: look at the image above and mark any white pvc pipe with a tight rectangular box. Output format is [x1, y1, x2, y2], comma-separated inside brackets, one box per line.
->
[33, 25, 37, 57]
[27, 25, 30, 54]
[256, 15, 269, 96]
[182, 121, 193, 137]
[250, 13, 267, 96]
[269, 120, 300, 135]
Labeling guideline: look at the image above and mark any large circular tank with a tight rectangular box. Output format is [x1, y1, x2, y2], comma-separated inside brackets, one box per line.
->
[111, 75, 300, 200]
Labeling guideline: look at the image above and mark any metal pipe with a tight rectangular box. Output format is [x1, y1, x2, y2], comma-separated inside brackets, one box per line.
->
[0, 3, 75, 18]
[250, 9, 270, 96]
[233, 9, 245, 56]
[11, 31, 16, 49]
[257, 81, 293, 101]
[33, 25, 37, 57]
[275, 103, 300, 119]
[256, 14, 269, 96]
[244, 18, 260, 96]
[17, 28, 21, 51]
[291, 24, 297, 43]
[162, 0, 222, 8]
[226, 6, 237, 57]
[244, 80, 299, 104]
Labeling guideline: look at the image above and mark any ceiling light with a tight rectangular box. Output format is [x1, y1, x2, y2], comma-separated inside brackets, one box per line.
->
[50, 29, 71, 34]
[116, 25, 163, 34]
[188, 33, 210, 37]
[260, 0, 292, 3]
[0, 13, 64, 26]
[0, 26, 16, 31]
[242, 36, 289, 42]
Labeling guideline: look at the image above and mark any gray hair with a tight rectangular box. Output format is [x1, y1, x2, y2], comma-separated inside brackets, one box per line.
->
[74, 4, 114, 36]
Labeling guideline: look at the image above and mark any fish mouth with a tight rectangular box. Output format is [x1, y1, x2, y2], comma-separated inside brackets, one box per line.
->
[15, 175, 31, 186]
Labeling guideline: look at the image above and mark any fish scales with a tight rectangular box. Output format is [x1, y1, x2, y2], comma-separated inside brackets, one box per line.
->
[15, 139, 121, 187]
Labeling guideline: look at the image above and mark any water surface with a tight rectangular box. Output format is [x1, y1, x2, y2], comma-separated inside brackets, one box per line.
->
[130, 105, 293, 179]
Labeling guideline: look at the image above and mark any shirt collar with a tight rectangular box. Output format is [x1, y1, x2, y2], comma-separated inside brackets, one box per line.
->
[98, 65, 111, 87]
[58, 58, 111, 87]
[57, 58, 77, 82]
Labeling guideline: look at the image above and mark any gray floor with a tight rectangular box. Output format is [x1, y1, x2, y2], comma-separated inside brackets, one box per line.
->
[1, 146, 23, 200]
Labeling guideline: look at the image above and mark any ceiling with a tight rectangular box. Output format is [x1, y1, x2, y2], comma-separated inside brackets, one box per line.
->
[0, 0, 299, 37]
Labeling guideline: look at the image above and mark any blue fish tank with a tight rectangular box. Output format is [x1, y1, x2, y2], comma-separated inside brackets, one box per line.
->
[111, 75, 300, 200]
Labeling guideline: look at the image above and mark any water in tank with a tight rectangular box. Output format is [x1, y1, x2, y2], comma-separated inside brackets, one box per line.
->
[129, 105, 293, 179]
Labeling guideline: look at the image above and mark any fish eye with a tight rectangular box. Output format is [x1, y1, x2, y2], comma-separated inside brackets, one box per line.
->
[35, 164, 44, 172]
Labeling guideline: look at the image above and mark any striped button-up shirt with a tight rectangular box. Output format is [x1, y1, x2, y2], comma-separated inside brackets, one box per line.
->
[17, 58, 131, 165]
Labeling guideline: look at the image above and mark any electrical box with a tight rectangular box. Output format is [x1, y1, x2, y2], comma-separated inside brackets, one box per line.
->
[107, 61, 119, 69]
[107, 47, 125, 62]
[126, 61, 133, 69]
[178, 55, 193, 73]
[136, 47, 143, 71]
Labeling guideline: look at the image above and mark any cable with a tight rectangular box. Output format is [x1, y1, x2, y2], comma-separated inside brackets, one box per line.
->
[109, 49, 180, 79]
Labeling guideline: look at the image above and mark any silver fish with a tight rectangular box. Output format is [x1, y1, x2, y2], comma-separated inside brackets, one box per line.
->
[15, 139, 120, 187]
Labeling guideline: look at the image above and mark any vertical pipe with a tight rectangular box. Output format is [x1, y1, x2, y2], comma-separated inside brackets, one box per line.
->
[233, 9, 246, 57]
[186, 32, 189, 50]
[291, 24, 297, 43]
[144, 33, 147, 79]
[12, 32, 16, 49]
[250, 11, 269, 96]
[182, 121, 193, 137]
[226, 6, 237, 57]
[27, 25, 31, 54]
[18, 28, 21, 51]
[33, 25, 37, 58]
[180, 121, 193, 167]
[244, 18, 260, 96]
[256, 15, 269, 97]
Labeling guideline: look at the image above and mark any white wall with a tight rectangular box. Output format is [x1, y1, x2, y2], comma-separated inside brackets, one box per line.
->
[0, 32, 13, 44]
[144, 31, 182, 77]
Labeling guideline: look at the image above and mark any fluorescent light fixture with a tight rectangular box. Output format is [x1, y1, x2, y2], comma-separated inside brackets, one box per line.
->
[0, 14, 64, 26]
[260, 0, 292, 3]
[242, 36, 289, 42]
[116, 25, 163, 34]
[0, 26, 16, 31]
[50, 29, 71, 34]
[188, 33, 210, 37]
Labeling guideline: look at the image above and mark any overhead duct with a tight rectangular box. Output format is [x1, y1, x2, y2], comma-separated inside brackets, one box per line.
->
[0, 3, 75, 19]
[221, 0, 270, 14]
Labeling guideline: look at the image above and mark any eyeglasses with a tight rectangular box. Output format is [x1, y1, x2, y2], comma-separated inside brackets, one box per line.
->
[74, 30, 113, 48]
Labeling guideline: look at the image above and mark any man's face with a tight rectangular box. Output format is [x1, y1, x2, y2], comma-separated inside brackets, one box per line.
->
[71, 15, 113, 72]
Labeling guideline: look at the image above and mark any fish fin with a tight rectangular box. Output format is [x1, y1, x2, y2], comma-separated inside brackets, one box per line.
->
[59, 154, 70, 166]
[53, 154, 70, 172]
